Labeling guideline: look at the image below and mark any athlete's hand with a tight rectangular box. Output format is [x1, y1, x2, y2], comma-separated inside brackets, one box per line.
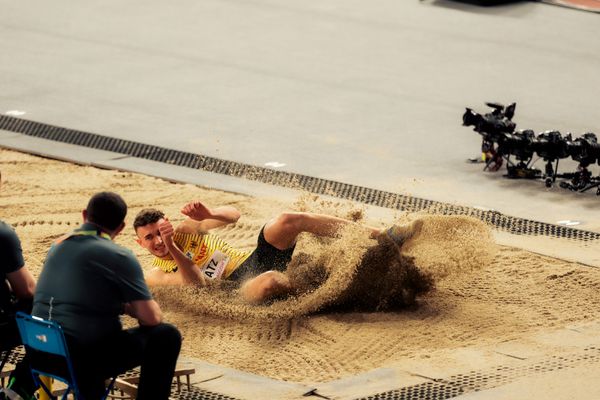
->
[158, 218, 176, 248]
[181, 201, 214, 221]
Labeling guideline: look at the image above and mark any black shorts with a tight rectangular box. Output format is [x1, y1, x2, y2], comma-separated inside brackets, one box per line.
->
[227, 226, 295, 281]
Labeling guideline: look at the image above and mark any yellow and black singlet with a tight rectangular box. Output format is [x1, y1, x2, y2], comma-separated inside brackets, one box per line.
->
[152, 232, 251, 280]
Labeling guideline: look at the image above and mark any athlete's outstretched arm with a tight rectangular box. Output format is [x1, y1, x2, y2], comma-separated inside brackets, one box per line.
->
[177, 200, 241, 233]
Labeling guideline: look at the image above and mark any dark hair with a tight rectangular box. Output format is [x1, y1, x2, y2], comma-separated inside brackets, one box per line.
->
[133, 208, 165, 231]
[86, 192, 127, 232]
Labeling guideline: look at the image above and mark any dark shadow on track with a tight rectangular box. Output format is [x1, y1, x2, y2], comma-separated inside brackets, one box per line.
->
[425, 0, 537, 15]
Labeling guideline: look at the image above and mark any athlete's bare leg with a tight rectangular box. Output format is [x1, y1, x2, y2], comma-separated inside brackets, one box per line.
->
[262, 212, 381, 250]
[236, 213, 379, 304]
[239, 271, 292, 304]
[240, 213, 421, 304]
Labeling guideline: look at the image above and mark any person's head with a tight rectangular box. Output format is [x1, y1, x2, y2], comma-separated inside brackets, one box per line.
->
[134, 208, 168, 257]
[83, 192, 127, 238]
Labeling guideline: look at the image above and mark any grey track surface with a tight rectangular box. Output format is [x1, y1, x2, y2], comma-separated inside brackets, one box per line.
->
[1, 0, 599, 230]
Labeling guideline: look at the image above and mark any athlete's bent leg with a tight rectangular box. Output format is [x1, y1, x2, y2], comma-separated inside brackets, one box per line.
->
[262, 212, 381, 250]
[240, 271, 292, 304]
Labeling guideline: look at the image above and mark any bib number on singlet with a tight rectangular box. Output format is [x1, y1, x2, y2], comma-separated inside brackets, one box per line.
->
[201, 250, 229, 279]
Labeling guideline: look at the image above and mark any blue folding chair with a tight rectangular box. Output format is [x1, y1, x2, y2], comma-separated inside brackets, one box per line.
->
[14, 312, 116, 400]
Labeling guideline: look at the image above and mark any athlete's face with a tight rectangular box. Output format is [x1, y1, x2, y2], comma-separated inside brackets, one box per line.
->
[135, 219, 169, 258]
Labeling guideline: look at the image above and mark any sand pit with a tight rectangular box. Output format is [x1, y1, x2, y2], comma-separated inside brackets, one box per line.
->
[2, 148, 600, 384]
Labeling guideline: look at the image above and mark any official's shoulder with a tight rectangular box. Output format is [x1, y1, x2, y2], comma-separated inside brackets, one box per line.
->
[105, 240, 137, 257]
[0, 220, 19, 240]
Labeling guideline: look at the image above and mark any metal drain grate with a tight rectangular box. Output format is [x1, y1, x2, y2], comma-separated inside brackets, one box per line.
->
[1, 115, 599, 242]
[117, 369, 240, 400]
[0, 352, 235, 400]
[0, 346, 25, 366]
[173, 386, 239, 400]
[359, 382, 464, 400]
[356, 346, 600, 400]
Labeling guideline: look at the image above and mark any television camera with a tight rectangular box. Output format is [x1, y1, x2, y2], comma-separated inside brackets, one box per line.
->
[463, 102, 600, 194]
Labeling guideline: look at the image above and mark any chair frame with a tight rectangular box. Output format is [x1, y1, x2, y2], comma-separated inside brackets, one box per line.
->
[15, 312, 116, 400]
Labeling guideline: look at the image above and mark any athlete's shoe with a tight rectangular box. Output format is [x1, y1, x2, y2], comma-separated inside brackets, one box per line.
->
[384, 220, 422, 247]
